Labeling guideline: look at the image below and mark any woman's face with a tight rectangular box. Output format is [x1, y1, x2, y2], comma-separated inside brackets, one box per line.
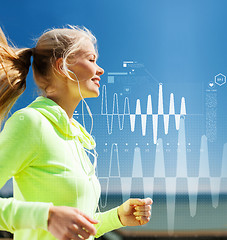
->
[67, 40, 104, 99]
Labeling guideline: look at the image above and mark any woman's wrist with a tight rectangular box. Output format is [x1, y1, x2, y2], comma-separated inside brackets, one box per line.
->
[117, 206, 125, 226]
[47, 205, 55, 229]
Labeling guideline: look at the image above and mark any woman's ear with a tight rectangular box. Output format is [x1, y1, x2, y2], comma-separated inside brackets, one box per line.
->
[55, 58, 66, 77]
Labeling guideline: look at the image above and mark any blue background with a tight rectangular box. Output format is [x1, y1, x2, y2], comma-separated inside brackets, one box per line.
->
[1, 0, 227, 234]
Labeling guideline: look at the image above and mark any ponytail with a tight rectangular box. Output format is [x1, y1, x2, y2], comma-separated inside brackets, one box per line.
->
[0, 27, 32, 129]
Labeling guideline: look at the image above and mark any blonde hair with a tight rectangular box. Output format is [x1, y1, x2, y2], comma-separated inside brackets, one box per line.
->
[0, 25, 97, 128]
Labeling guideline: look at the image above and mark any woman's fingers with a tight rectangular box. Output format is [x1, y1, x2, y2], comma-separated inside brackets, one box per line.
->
[77, 227, 90, 239]
[143, 197, 153, 205]
[129, 197, 153, 206]
[134, 205, 151, 211]
[65, 230, 84, 240]
[73, 213, 97, 236]
[77, 209, 99, 224]
[133, 211, 151, 217]
[65, 221, 94, 240]
[68, 224, 90, 239]
[48, 206, 98, 240]
[132, 198, 152, 224]
[135, 216, 150, 225]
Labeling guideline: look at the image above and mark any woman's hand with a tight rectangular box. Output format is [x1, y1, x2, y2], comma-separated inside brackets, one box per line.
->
[117, 198, 153, 226]
[47, 205, 98, 240]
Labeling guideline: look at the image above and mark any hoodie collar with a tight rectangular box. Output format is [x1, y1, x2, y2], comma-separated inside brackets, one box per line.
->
[26, 96, 96, 150]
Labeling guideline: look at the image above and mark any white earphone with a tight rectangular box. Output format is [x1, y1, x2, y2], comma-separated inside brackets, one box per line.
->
[66, 68, 75, 75]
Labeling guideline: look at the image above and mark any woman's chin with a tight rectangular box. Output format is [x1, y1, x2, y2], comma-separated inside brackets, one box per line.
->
[92, 89, 100, 98]
[85, 90, 100, 99]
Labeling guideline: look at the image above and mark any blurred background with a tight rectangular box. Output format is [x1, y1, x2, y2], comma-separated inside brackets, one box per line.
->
[0, 0, 227, 239]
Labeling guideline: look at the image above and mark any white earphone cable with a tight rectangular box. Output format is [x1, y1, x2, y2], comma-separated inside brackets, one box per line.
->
[66, 68, 103, 232]
[67, 68, 93, 135]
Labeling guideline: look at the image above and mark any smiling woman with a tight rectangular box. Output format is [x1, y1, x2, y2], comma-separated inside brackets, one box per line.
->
[50, 39, 104, 115]
[0, 25, 152, 240]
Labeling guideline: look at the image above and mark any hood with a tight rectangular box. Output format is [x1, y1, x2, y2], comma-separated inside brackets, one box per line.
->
[26, 96, 96, 150]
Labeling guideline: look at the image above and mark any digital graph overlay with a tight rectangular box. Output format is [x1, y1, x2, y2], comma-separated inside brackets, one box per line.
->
[101, 83, 186, 144]
[76, 75, 226, 233]
[97, 123, 227, 233]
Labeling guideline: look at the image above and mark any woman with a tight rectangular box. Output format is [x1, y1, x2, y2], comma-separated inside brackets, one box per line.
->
[0, 25, 152, 240]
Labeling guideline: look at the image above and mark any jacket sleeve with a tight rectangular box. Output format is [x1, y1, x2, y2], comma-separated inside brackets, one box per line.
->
[94, 206, 125, 238]
[0, 108, 52, 233]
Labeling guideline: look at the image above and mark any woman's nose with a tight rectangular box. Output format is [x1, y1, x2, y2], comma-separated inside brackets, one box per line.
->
[97, 65, 104, 76]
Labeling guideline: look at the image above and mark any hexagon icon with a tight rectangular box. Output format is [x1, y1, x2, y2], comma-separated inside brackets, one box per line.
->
[215, 73, 226, 86]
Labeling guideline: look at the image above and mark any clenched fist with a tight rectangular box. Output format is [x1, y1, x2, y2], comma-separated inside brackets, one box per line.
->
[117, 198, 153, 226]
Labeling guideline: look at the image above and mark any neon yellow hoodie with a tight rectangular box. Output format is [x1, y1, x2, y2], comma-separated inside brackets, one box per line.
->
[0, 96, 124, 239]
